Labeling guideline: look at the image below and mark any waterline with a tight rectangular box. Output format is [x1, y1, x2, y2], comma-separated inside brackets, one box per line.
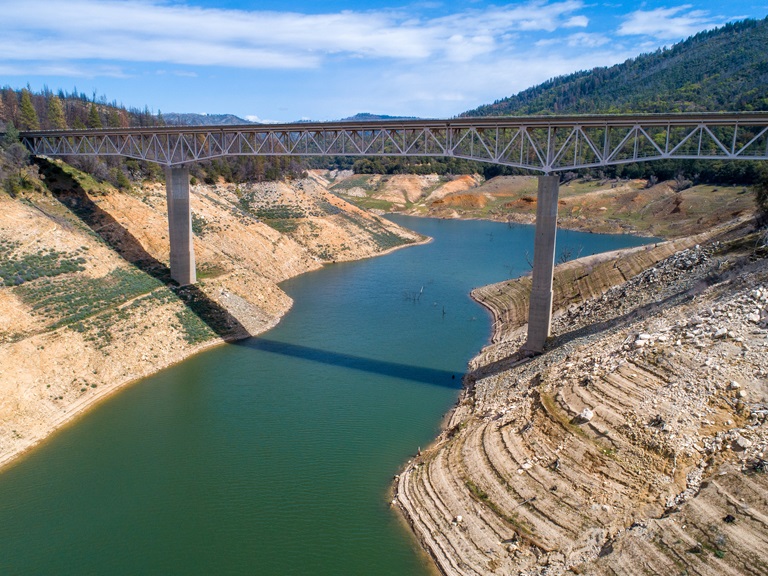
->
[0, 216, 653, 575]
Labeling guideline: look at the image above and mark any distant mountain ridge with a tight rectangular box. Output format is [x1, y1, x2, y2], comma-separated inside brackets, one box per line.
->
[463, 17, 768, 117]
[339, 113, 421, 121]
[161, 112, 421, 126]
[162, 112, 255, 125]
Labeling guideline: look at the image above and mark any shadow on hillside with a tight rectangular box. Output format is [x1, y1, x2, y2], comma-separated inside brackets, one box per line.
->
[466, 275, 722, 383]
[35, 157, 247, 340]
[550, 274, 724, 350]
[240, 338, 462, 388]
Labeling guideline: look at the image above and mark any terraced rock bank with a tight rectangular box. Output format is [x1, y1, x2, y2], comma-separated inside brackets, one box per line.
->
[396, 222, 768, 575]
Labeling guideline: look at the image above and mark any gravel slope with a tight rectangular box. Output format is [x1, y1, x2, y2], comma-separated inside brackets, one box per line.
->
[396, 221, 768, 575]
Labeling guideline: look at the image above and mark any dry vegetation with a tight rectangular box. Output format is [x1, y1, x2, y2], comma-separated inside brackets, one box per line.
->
[3, 160, 767, 575]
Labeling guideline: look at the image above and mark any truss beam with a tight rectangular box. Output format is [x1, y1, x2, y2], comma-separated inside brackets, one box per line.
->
[20, 113, 768, 173]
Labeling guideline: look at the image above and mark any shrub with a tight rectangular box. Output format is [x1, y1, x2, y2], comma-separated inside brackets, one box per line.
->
[755, 173, 768, 228]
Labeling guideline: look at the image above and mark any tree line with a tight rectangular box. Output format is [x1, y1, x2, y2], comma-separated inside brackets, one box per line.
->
[0, 86, 157, 131]
[0, 87, 307, 192]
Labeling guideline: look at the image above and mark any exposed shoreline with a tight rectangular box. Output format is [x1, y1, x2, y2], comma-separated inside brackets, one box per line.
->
[0, 330, 249, 473]
[389, 208, 665, 239]
[393, 216, 768, 575]
[0, 169, 431, 476]
[6, 190, 764, 574]
[0, 233, 431, 475]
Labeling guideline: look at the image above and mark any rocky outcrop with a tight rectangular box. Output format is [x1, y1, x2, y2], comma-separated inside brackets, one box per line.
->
[471, 224, 742, 353]
[396, 223, 768, 575]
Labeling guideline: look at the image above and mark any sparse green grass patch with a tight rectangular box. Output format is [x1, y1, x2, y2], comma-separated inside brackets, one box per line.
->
[339, 211, 413, 251]
[339, 196, 394, 212]
[0, 240, 87, 286]
[175, 307, 216, 344]
[330, 175, 377, 191]
[261, 218, 300, 233]
[15, 267, 163, 328]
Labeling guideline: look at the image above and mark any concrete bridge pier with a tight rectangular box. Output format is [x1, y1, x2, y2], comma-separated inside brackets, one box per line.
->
[524, 174, 560, 354]
[164, 166, 196, 286]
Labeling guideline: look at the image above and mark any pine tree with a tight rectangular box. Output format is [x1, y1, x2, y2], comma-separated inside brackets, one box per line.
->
[107, 109, 121, 128]
[2, 88, 19, 126]
[18, 89, 40, 131]
[755, 167, 768, 227]
[47, 96, 67, 129]
[87, 103, 102, 129]
[1, 121, 20, 147]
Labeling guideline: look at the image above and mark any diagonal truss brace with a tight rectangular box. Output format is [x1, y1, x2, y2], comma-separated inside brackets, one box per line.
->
[20, 113, 768, 173]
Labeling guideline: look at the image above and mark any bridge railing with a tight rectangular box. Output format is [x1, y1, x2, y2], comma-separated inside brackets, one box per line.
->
[20, 113, 768, 173]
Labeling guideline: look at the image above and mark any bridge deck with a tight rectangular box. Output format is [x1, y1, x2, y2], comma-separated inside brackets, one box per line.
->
[18, 112, 768, 353]
[20, 112, 768, 173]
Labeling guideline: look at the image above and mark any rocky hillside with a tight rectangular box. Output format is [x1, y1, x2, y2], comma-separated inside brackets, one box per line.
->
[0, 160, 422, 470]
[325, 170, 481, 212]
[329, 170, 756, 239]
[395, 222, 768, 575]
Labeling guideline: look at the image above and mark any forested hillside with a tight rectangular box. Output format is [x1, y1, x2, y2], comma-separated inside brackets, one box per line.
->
[464, 18, 768, 117]
[353, 18, 768, 181]
[0, 86, 157, 131]
[0, 87, 305, 194]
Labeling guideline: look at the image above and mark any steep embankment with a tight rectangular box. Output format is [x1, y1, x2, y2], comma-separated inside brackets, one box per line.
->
[0, 159, 422, 470]
[326, 171, 482, 213]
[418, 176, 756, 238]
[472, 225, 736, 351]
[330, 171, 757, 239]
[396, 222, 768, 575]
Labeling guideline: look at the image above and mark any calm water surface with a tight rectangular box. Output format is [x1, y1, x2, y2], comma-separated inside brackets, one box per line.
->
[0, 217, 653, 575]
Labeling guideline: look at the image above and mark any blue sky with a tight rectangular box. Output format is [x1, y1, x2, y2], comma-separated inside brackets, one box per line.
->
[1, 0, 766, 121]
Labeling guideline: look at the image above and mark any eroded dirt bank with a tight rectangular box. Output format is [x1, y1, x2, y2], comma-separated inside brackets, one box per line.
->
[0, 162, 423, 471]
[328, 171, 756, 240]
[396, 221, 768, 575]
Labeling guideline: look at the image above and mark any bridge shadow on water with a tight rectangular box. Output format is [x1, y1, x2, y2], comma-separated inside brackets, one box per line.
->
[239, 338, 462, 389]
[35, 157, 247, 339]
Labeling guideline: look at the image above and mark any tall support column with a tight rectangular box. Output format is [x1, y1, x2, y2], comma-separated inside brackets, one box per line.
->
[165, 166, 196, 286]
[524, 174, 560, 354]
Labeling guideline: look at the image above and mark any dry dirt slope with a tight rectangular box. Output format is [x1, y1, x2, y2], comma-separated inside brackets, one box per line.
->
[396, 223, 768, 575]
[0, 159, 422, 471]
[330, 171, 756, 240]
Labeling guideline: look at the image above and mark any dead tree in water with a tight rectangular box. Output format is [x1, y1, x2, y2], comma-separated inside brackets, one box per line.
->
[403, 286, 424, 302]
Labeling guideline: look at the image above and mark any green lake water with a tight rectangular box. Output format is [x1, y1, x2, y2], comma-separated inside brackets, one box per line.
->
[0, 216, 653, 575]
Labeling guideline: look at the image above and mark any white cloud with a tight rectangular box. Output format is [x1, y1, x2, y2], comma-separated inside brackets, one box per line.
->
[565, 32, 611, 47]
[1, 0, 590, 70]
[618, 5, 722, 39]
[536, 31, 610, 48]
[564, 15, 589, 27]
[13, 0, 733, 118]
[367, 45, 636, 117]
[243, 115, 285, 124]
[0, 62, 129, 78]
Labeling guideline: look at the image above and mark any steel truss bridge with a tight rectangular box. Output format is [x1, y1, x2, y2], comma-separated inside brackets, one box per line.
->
[18, 113, 768, 353]
[20, 112, 768, 173]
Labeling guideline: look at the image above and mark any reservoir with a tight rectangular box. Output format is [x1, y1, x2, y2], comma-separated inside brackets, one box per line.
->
[0, 216, 652, 575]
